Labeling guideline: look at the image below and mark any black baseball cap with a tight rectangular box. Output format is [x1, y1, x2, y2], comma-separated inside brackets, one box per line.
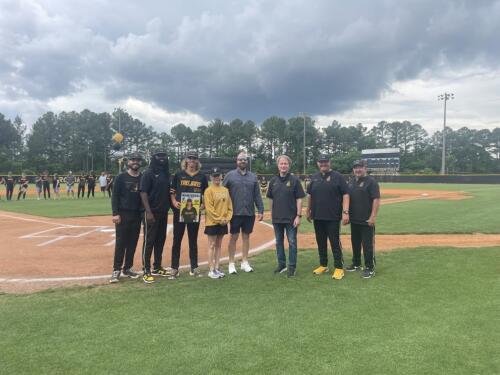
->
[211, 167, 222, 176]
[127, 152, 144, 160]
[186, 151, 199, 159]
[353, 159, 368, 168]
[317, 154, 330, 162]
[151, 148, 167, 156]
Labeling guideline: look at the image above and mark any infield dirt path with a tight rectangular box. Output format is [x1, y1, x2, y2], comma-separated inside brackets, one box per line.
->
[0, 188, 494, 293]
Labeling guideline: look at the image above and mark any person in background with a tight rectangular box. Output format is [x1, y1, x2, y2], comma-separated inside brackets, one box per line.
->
[99, 171, 108, 197]
[53, 174, 61, 200]
[204, 168, 233, 279]
[77, 172, 86, 199]
[42, 171, 51, 199]
[346, 159, 380, 279]
[109, 153, 144, 283]
[223, 151, 264, 274]
[65, 171, 76, 199]
[5, 172, 15, 201]
[87, 171, 96, 198]
[35, 174, 43, 200]
[106, 173, 114, 198]
[17, 173, 29, 200]
[266, 155, 305, 277]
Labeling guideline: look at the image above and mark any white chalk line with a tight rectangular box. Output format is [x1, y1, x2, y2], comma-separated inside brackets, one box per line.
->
[0, 222, 275, 283]
[0, 213, 74, 227]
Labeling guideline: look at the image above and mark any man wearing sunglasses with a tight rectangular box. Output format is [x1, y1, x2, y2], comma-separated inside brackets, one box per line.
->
[223, 151, 264, 274]
[139, 148, 171, 284]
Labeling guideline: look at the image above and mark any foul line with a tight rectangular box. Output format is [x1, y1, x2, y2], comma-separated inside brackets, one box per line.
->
[0, 213, 73, 227]
[0, 222, 276, 283]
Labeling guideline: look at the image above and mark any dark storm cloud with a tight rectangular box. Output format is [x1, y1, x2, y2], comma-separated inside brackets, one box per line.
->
[1, 0, 499, 121]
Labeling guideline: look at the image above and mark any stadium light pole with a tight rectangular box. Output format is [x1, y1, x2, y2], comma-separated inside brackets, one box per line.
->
[438, 92, 454, 175]
[299, 112, 307, 175]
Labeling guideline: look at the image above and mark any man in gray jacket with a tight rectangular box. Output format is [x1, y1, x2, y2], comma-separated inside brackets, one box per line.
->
[223, 151, 264, 274]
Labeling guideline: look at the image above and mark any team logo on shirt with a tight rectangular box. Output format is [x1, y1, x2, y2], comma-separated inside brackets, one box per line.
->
[286, 181, 291, 187]
[359, 182, 364, 187]
[326, 176, 331, 182]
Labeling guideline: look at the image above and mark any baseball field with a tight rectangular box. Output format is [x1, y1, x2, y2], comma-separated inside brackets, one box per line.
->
[0, 183, 499, 374]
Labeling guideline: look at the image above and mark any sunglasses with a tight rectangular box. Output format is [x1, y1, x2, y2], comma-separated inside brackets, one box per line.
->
[237, 158, 247, 161]
[187, 157, 198, 160]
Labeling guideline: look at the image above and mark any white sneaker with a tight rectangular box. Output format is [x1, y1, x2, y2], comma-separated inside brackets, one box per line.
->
[241, 261, 254, 273]
[228, 263, 237, 275]
[208, 270, 220, 279]
[215, 269, 225, 278]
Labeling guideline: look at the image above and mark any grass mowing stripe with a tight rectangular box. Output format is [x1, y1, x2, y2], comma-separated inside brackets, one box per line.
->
[1, 247, 499, 375]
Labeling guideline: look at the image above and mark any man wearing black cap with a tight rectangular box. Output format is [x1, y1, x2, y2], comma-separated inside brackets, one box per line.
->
[110, 153, 144, 283]
[346, 160, 380, 278]
[169, 151, 208, 278]
[139, 148, 171, 284]
[306, 154, 350, 280]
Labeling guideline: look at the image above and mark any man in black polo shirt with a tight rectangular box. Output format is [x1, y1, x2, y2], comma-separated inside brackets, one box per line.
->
[267, 155, 305, 277]
[306, 154, 350, 280]
[346, 159, 380, 278]
[139, 148, 171, 284]
[110, 153, 144, 283]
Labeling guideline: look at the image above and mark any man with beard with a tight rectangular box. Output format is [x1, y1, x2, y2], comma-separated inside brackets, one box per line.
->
[139, 149, 171, 284]
[110, 153, 144, 283]
[223, 151, 264, 274]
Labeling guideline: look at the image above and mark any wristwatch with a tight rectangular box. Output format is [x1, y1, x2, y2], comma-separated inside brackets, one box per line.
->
[342, 210, 349, 215]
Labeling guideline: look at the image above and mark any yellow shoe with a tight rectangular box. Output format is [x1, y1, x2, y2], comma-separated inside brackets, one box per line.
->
[332, 268, 344, 280]
[313, 266, 329, 275]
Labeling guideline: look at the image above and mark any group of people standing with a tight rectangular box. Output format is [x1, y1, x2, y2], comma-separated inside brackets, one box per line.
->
[0, 171, 115, 201]
[110, 149, 380, 284]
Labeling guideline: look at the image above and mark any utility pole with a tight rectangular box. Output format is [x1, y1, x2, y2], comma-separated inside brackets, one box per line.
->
[299, 112, 307, 175]
[438, 93, 454, 175]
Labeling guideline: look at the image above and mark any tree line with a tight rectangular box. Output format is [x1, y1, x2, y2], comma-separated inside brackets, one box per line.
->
[1, 109, 499, 175]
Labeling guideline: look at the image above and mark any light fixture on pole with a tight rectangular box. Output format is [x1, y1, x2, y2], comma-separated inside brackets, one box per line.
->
[438, 92, 454, 175]
[299, 112, 307, 175]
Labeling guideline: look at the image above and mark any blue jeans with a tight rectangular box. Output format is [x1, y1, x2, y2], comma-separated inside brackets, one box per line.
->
[273, 223, 298, 268]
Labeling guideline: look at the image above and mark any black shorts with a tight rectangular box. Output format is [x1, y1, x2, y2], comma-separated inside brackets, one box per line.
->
[230, 215, 255, 234]
[204, 225, 228, 236]
[100, 186, 106, 192]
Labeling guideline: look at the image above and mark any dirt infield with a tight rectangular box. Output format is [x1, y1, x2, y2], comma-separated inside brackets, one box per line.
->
[0, 188, 485, 294]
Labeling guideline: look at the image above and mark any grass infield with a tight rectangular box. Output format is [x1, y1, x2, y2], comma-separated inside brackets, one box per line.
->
[1, 247, 499, 374]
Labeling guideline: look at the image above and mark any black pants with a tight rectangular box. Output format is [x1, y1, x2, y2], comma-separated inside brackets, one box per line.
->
[6, 186, 14, 200]
[87, 184, 95, 198]
[142, 211, 168, 273]
[351, 223, 376, 270]
[171, 209, 200, 270]
[78, 185, 85, 198]
[17, 190, 26, 200]
[313, 220, 343, 268]
[107, 185, 113, 198]
[42, 182, 50, 199]
[113, 212, 141, 271]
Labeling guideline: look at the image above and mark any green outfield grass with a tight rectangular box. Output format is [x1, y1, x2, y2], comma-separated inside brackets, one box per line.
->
[1, 247, 498, 375]
[1, 183, 499, 234]
[298, 183, 500, 234]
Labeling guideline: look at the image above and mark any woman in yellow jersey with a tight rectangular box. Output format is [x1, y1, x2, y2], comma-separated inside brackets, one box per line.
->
[204, 168, 233, 279]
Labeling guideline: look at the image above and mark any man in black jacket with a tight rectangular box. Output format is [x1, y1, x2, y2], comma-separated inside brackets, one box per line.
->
[139, 149, 171, 284]
[110, 153, 144, 283]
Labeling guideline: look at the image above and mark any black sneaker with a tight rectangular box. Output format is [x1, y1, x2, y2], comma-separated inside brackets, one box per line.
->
[346, 264, 361, 272]
[274, 265, 287, 274]
[109, 270, 120, 283]
[151, 267, 169, 277]
[287, 267, 296, 278]
[362, 268, 375, 278]
[122, 268, 140, 279]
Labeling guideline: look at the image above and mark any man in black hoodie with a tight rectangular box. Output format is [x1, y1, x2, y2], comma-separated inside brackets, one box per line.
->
[139, 148, 171, 284]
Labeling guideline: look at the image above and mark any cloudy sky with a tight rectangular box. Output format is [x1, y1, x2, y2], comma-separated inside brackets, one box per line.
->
[1, 0, 499, 134]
